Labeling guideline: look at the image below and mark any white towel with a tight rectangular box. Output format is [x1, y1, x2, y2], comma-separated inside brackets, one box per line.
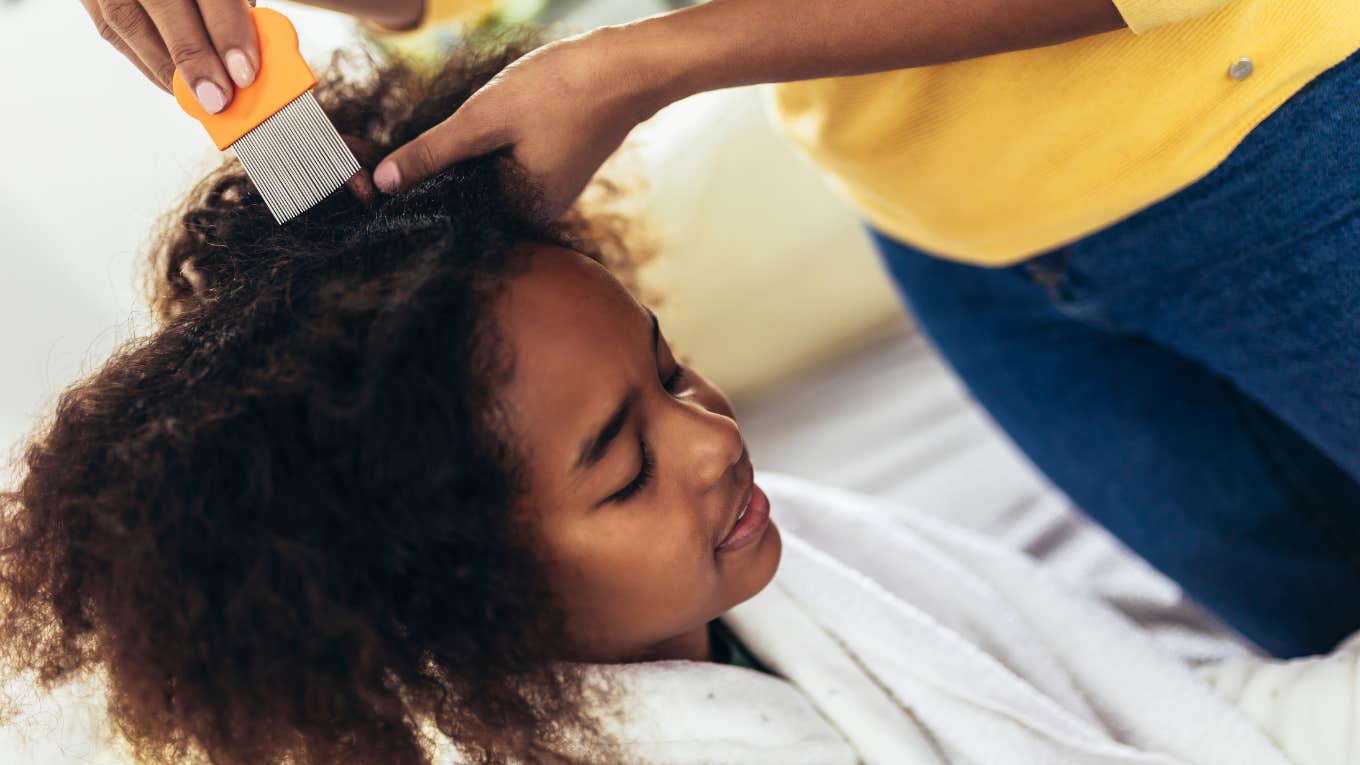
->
[584, 473, 1301, 764]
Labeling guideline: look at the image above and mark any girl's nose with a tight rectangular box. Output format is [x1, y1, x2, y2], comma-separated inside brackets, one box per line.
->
[676, 404, 745, 488]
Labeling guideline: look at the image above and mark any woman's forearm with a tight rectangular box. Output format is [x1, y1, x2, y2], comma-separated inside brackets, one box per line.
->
[367, 0, 1126, 204]
[288, 0, 426, 32]
[615, 0, 1126, 106]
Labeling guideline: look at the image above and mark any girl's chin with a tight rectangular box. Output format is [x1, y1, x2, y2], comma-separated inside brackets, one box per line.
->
[723, 521, 782, 605]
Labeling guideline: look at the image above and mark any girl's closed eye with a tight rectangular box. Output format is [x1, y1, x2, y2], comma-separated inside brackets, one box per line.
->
[607, 361, 686, 505]
[609, 439, 653, 503]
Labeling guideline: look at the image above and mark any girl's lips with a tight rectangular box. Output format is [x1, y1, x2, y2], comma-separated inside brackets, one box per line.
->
[716, 483, 771, 552]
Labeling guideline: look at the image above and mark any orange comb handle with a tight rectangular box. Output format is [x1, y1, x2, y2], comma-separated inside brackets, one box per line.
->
[172, 7, 317, 151]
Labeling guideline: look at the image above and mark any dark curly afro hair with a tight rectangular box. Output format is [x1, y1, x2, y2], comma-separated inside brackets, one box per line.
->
[0, 31, 651, 765]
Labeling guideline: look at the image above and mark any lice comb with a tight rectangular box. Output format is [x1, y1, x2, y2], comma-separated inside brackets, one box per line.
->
[173, 7, 359, 224]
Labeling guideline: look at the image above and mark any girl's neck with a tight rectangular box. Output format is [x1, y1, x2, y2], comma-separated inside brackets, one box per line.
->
[634, 622, 713, 663]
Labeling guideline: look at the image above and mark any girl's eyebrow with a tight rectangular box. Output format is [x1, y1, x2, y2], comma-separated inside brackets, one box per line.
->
[572, 310, 660, 473]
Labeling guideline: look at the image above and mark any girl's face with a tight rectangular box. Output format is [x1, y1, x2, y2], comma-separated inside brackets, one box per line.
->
[495, 245, 781, 664]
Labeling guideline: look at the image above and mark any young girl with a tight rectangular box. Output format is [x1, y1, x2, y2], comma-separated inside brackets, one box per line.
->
[4, 38, 1356, 765]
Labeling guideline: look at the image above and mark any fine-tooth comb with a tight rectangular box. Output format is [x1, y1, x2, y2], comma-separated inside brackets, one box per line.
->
[172, 7, 360, 224]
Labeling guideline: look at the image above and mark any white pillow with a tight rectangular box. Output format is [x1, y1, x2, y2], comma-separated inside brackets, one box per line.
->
[631, 86, 905, 402]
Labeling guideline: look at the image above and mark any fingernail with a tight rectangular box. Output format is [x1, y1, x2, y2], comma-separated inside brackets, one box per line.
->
[374, 162, 401, 193]
[225, 49, 256, 88]
[195, 81, 228, 114]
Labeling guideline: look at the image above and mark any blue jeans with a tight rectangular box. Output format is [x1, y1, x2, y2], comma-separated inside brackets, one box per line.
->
[872, 48, 1360, 659]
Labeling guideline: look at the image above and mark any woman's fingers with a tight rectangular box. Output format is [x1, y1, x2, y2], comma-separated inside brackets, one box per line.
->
[374, 110, 508, 193]
[513, 141, 594, 221]
[95, 0, 234, 113]
[198, 0, 259, 88]
[88, 1, 258, 101]
[98, 0, 178, 90]
[138, 0, 236, 112]
[81, 0, 171, 92]
[92, 0, 179, 91]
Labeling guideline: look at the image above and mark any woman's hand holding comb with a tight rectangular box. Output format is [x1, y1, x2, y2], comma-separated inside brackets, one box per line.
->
[81, 0, 262, 113]
[82, 0, 425, 115]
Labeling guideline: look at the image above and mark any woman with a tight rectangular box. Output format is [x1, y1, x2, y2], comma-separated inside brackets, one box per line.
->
[8, 34, 1360, 765]
[84, 0, 1360, 660]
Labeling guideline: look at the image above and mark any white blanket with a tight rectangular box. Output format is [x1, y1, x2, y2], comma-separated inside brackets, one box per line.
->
[583, 473, 1357, 765]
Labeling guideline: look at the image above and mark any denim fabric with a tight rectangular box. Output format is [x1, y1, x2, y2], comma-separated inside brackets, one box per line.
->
[871, 48, 1360, 658]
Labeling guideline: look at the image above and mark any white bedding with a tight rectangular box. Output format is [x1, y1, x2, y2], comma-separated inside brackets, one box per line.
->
[561, 474, 1327, 765]
[737, 322, 1251, 664]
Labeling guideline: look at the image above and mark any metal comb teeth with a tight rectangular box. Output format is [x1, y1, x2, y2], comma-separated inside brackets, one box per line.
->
[232, 91, 360, 224]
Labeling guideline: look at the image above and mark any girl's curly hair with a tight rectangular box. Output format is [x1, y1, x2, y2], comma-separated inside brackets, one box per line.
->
[0, 32, 647, 765]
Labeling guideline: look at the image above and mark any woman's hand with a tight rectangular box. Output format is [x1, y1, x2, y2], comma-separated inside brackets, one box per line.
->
[82, 0, 425, 114]
[81, 0, 261, 112]
[375, 30, 670, 220]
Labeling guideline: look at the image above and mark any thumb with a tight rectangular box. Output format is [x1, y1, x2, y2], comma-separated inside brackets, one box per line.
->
[374, 113, 507, 194]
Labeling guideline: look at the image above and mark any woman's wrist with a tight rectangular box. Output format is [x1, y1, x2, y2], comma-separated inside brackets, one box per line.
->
[293, 0, 427, 32]
[589, 2, 841, 113]
[586, 13, 720, 125]
[371, 0, 426, 32]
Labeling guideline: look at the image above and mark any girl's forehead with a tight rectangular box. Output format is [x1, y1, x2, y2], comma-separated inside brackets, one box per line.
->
[497, 245, 645, 347]
[493, 245, 652, 465]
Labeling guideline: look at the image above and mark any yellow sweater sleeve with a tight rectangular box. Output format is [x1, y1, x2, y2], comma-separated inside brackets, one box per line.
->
[1112, 0, 1236, 33]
